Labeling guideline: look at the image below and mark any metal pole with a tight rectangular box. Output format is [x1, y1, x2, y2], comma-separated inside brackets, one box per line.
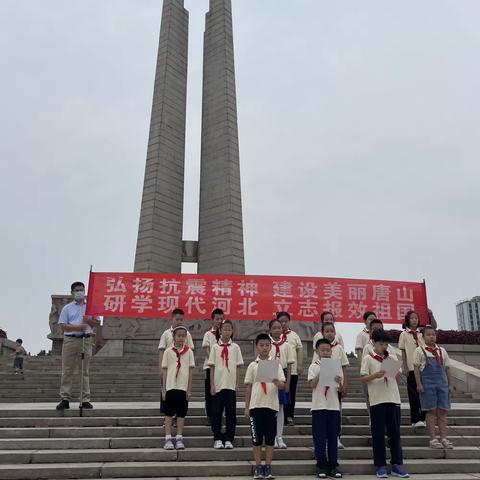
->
[79, 335, 85, 417]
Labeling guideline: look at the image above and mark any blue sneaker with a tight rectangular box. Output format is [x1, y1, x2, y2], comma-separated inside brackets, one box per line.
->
[376, 466, 388, 478]
[391, 465, 409, 478]
[263, 465, 275, 479]
[253, 465, 264, 479]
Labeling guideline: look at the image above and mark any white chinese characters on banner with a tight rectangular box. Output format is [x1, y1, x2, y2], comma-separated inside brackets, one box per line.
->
[103, 294, 127, 313]
[106, 277, 127, 293]
[132, 278, 154, 294]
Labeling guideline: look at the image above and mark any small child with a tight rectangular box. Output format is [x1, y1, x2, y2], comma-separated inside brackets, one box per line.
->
[414, 326, 453, 449]
[361, 319, 395, 359]
[399, 310, 426, 428]
[12, 339, 27, 375]
[269, 318, 295, 449]
[320, 322, 349, 450]
[158, 309, 194, 415]
[208, 320, 244, 449]
[277, 311, 304, 426]
[355, 311, 377, 364]
[161, 326, 195, 450]
[309, 338, 343, 479]
[202, 308, 224, 425]
[244, 333, 285, 480]
[312, 311, 344, 355]
[360, 329, 409, 479]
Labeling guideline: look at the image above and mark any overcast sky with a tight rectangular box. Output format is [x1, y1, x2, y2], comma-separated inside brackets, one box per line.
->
[1, 0, 479, 355]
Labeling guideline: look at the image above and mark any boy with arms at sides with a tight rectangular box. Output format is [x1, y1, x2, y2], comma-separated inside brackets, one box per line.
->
[161, 326, 195, 450]
[158, 309, 194, 415]
[245, 333, 285, 479]
[355, 311, 377, 364]
[360, 329, 409, 479]
[12, 339, 27, 375]
[202, 308, 224, 426]
[309, 338, 344, 479]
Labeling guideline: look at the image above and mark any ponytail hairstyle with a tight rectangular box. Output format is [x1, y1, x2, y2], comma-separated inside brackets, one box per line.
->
[216, 319, 234, 341]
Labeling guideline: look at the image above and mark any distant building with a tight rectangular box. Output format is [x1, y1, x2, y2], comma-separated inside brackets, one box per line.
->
[456, 296, 480, 331]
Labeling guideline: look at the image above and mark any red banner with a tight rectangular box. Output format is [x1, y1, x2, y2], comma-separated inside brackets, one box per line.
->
[86, 272, 428, 324]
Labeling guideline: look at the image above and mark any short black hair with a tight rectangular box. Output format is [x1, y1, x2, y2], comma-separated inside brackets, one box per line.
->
[269, 318, 282, 330]
[276, 311, 291, 321]
[255, 333, 271, 345]
[363, 311, 377, 321]
[16, 339, 23, 344]
[421, 325, 436, 336]
[371, 329, 390, 343]
[315, 338, 332, 349]
[403, 310, 419, 329]
[320, 311, 334, 323]
[71, 282, 85, 292]
[321, 321, 335, 334]
[369, 318, 384, 328]
[172, 308, 184, 316]
[211, 308, 224, 320]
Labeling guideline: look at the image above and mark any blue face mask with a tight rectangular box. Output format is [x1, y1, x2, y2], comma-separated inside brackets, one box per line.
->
[73, 291, 85, 301]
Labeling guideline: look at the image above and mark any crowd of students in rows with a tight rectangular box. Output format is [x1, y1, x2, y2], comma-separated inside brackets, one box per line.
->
[158, 307, 453, 479]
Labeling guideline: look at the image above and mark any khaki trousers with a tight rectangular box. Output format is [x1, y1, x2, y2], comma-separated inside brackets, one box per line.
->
[60, 336, 93, 402]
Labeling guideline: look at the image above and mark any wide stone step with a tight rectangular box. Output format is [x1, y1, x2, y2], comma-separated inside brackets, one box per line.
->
[1, 459, 479, 479]
[1, 445, 480, 465]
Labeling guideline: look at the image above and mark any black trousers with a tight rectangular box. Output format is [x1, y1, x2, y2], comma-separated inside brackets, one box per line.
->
[211, 389, 237, 442]
[205, 368, 212, 419]
[407, 371, 426, 424]
[370, 403, 403, 467]
[312, 410, 340, 469]
[284, 374, 298, 420]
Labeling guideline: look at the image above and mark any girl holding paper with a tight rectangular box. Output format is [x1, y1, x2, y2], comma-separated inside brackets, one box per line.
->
[321, 322, 349, 449]
[269, 319, 295, 449]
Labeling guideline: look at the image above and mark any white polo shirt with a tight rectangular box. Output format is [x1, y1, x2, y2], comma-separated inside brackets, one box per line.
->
[399, 329, 425, 372]
[283, 330, 303, 375]
[355, 328, 370, 352]
[208, 340, 244, 391]
[244, 357, 286, 412]
[58, 301, 94, 336]
[202, 328, 217, 370]
[413, 345, 451, 372]
[308, 360, 341, 411]
[269, 336, 295, 370]
[162, 345, 195, 392]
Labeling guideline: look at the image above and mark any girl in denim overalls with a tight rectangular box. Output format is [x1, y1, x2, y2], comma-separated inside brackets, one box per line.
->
[413, 326, 453, 449]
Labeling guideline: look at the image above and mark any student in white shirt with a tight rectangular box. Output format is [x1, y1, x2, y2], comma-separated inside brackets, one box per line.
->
[161, 326, 195, 451]
[269, 318, 295, 449]
[312, 311, 344, 356]
[158, 309, 195, 414]
[355, 311, 377, 364]
[277, 311, 304, 426]
[398, 310, 426, 428]
[321, 321, 349, 450]
[244, 333, 285, 480]
[414, 326, 453, 450]
[360, 329, 409, 479]
[202, 308, 224, 425]
[309, 338, 343, 479]
[208, 320, 244, 449]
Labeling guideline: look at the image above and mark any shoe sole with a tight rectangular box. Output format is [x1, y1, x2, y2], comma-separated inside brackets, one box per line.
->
[391, 473, 410, 478]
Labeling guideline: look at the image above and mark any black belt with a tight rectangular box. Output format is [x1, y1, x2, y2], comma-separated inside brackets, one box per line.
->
[64, 334, 94, 338]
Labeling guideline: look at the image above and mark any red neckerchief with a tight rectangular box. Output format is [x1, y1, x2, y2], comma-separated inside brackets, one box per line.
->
[369, 351, 389, 384]
[172, 344, 190, 378]
[257, 357, 269, 394]
[331, 340, 339, 347]
[363, 327, 369, 334]
[281, 329, 292, 342]
[219, 339, 231, 369]
[426, 345, 442, 366]
[270, 336, 286, 359]
[406, 327, 420, 347]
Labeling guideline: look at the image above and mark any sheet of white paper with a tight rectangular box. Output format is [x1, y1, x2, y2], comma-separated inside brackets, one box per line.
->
[318, 358, 342, 387]
[255, 360, 280, 383]
[382, 358, 402, 378]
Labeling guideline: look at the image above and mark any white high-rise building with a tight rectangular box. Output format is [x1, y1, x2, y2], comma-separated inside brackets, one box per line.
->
[456, 296, 480, 331]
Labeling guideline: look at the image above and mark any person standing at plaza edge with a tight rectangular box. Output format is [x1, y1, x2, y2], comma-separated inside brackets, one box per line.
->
[277, 311, 304, 426]
[56, 281, 100, 410]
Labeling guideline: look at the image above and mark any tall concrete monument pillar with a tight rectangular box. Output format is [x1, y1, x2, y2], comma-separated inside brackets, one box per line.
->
[134, 0, 244, 275]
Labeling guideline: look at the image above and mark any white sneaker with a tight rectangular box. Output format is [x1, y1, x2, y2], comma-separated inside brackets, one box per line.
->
[337, 438, 345, 449]
[274, 437, 280, 449]
[277, 437, 287, 449]
[224, 441, 234, 449]
[414, 421, 426, 428]
[214, 440, 224, 449]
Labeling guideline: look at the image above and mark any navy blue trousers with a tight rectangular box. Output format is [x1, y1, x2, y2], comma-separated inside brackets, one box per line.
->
[312, 410, 340, 469]
[370, 403, 403, 467]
